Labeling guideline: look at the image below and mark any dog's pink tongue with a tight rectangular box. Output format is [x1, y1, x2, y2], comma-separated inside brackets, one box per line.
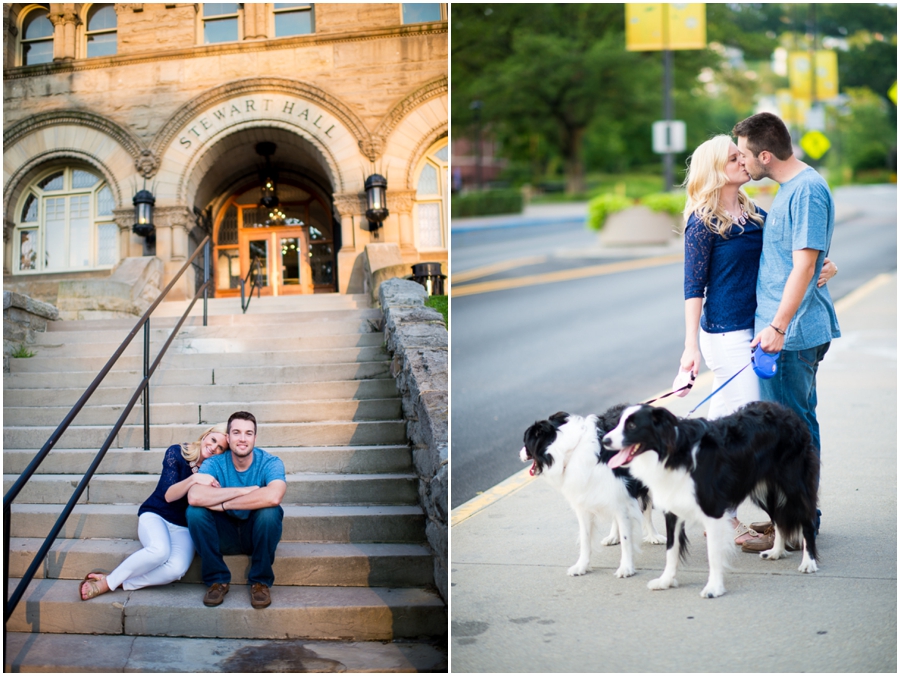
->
[529, 461, 537, 476]
[608, 447, 632, 469]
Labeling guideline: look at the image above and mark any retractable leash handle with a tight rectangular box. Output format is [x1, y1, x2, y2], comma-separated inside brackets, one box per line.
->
[641, 369, 695, 405]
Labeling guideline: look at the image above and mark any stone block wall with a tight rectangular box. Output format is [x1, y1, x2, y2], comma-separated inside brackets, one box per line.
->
[378, 278, 447, 603]
[3, 290, 58, 372]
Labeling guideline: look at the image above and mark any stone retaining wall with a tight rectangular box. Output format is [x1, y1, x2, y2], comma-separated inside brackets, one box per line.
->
[3, 291, 58, 373]
[378, 278, 448, 603]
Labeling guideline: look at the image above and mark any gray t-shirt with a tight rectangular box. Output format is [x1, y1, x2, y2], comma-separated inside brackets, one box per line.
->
[754, 167, 841, 350]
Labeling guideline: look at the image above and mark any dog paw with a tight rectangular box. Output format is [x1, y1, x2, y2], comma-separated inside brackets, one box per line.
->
[760, 548, 785, 561]
[798, 559, 818, 574]
[615, 565, 636, 578]
[567, 563, 590, 576]
[647, 576, 675, 590]
[700, 583, 726, 598]
[600, 535, 620, 546]
[643, 534, 666, 545]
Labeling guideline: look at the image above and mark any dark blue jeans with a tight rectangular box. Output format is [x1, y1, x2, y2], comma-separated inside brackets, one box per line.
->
[759, 342, 830, 531]
[186, 505, 283, 587]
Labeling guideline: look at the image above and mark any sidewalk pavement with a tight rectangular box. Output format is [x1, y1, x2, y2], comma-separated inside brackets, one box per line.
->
[450, 273, 897, 673]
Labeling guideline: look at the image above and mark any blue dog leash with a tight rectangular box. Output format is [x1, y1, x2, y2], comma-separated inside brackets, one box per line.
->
[685, 363, 751, 416]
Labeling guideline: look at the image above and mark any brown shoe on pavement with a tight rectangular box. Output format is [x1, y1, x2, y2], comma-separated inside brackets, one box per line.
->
[750, 521, 773, 532]
[203, 582, 230, 607]
[740, 526, 800, 553]
[250, 583, 271, 609]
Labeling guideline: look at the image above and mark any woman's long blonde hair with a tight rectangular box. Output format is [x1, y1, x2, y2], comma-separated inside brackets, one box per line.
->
[682, 134, 764, 236]
[180, 424, 228, 465]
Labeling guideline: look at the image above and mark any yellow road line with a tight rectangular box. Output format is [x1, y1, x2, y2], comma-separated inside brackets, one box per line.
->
[833, 272, 894, 313]
[452, 255, 548, 284]
[452, 253, 684, 298]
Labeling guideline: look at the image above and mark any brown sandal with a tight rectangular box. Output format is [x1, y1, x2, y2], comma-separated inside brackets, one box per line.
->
[79, 570, 109, 601]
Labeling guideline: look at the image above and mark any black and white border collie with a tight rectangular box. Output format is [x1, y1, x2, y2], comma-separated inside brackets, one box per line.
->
[602, 401, 820, 598]
[520, 406, 665, 579]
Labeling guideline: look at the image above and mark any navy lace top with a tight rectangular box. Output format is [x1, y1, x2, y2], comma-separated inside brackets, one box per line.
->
[137, 444, 193, 527]
[683, 208, 766, 333]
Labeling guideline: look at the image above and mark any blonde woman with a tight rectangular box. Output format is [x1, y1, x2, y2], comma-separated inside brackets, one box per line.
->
[80, 426, 228, 600]
[679, 135, 836, 545]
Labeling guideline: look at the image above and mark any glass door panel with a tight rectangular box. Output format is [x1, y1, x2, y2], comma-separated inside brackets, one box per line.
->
[280, 237, 301, 286]
[246, 238, 270, 291]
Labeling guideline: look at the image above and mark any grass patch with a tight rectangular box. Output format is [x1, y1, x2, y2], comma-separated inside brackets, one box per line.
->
[425, 295, 448, 328]
[11, 344, 36, 358]
[530, 171, 669, 203]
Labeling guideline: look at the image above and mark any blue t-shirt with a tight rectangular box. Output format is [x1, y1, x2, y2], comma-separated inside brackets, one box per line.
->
[199, 448, 286, 520]
[683, 209, 765, 333]
[138, 444, 194, 528]
[754, 167, 841, 350]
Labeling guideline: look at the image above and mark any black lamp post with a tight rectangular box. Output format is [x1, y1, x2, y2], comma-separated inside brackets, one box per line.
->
[364, 173, 389, 239]
[132, 189, 155, 243]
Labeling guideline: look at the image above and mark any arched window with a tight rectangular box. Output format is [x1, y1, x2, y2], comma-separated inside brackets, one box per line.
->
[85, 4, 117, 58]
[20, 6, 54, 66]
[414, 140, 448, 250]
[13, 167, 119, 274]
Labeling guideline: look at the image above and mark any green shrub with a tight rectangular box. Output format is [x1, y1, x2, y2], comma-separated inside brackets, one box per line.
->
[639, 191, 686, 216]
[586, 193, 634, 231]
[425, 294, 448, 328]
[451, 189, 524, 218]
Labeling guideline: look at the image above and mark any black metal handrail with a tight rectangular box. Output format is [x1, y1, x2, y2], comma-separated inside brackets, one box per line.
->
[3, 236, 212, 650]
[239, 255, 263, 314]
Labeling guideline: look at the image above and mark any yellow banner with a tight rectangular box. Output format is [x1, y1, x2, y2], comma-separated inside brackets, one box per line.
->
[626, 3, 707, 51]
[789, 50, 839, 101]
[776, 89, 809, 127]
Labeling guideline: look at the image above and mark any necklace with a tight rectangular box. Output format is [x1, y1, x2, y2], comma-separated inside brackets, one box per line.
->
[724, 207, 748, 226]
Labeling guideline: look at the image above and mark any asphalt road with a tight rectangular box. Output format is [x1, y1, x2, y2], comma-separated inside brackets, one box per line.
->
[450, 184, 897, 509]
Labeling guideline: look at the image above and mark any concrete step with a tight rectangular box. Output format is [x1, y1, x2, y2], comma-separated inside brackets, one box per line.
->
[4, 472, 419, 505]
[10, 539, 433, 587]
[8, 346, 389, 373]
[2, 361, 392, 389]
[153, 293, 372, 316]
[4, 632, 447, 673]
[3, 398, 403, 427]
[35, 319, 383, 345]
[4, 445, 412, 475]
[10, 504, 426, 542]
[3, 378, 398, 407]
[30, 333, 386, 357]
[46, 308, 383, 332]
[3, 419, 407, 449]
[7, 578, 447, 640]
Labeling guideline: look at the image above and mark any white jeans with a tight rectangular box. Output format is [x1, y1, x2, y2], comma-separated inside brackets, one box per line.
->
[699, 328, 761, 523]
[105, 512, 195, 591]
[698, 328, 760, 419]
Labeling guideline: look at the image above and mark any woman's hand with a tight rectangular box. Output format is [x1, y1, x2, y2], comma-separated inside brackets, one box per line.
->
[192, 473, 220, 488]
[818, 257, 837, 287]
[680, 346, 701, 377]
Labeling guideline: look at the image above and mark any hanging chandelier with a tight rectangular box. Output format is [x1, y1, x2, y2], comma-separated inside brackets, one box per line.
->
[256, 142, 284, 225]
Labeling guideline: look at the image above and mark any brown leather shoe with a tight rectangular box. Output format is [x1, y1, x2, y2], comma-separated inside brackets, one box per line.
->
[750, 521, 773, 532]
[250, 583, 271, 609]
[741, 526, 799, 553]
[203, 582, 229, 607]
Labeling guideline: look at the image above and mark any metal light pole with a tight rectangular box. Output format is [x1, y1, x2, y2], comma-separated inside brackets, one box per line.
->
[470, 100, 483, 190]
[661, 4, 674, 192]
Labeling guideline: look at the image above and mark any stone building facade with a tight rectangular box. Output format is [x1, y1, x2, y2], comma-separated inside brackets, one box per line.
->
[3, 3, 448, 302]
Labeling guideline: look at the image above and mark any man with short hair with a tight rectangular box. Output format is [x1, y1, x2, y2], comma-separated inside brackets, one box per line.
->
[732, 112, 840, 544]
[187, 411, 286, 608]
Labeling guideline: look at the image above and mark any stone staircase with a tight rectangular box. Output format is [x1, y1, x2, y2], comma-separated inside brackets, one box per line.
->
[4, 293, 447, 672]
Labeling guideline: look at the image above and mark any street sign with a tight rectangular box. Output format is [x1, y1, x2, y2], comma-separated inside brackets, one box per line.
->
[626, 4, 706, 51]
[800, 130, 831, 160]
[889, 81, 897, 105]
[805, 105, 826, 132]
[652, 120, 686, 153]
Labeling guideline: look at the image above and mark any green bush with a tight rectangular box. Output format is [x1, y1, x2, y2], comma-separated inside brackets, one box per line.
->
[586, 193, 634, 231]
[425, 294, 448, 328]
[639, 191, 686, 216]
[11, 344, 35, 358]
[451, 189, 524, 218]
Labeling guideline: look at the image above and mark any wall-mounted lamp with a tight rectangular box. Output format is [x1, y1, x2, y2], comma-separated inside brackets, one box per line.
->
[132, 189, 156, 242]
[364, 173, 389, 239]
